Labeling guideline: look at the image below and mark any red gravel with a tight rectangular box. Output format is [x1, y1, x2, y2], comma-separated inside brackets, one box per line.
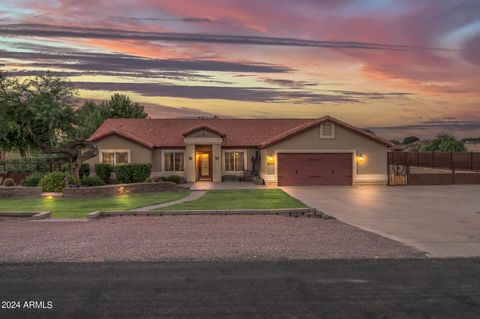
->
[0, 216, 425, 262]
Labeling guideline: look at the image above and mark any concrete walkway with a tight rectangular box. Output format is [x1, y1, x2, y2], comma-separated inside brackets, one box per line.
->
[189, 181, 265, 190]
[134, 191, 206, 211]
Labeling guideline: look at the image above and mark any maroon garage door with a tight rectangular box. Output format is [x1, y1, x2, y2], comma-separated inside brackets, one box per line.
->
[277, 153, 353, 186]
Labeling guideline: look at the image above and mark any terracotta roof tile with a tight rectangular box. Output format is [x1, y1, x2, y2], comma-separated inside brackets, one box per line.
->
[88, 117, 392, 148]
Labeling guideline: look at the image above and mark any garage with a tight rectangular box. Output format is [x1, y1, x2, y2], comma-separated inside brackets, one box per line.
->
[277, 153, 353, 186]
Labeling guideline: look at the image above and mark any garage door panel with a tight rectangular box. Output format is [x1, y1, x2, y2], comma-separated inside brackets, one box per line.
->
[278, 153, 352, 186]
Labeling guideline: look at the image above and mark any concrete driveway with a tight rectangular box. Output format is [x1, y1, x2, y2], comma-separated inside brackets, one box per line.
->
[282, 185, 480, 257]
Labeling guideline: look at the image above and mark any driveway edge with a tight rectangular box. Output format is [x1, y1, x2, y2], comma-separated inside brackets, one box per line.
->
[88, 207, 323, 219]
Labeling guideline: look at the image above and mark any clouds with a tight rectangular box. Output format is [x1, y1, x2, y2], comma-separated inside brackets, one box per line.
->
[0, 45, 290, 76]
[374, 119, 480, 132]
[0, 23, 446, 51]
[0, 0, 479, 138]
[73, 81, 411, 104]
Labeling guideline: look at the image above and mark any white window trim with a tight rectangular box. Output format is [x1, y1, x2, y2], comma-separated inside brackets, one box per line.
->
[162, 149, 186, 173]
[99, 149, 131, 166]
[222, 149, 248, 174]
[320, 123, 335, 139]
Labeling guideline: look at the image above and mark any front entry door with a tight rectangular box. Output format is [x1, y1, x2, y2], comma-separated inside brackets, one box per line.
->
[198, 152, 212, 180]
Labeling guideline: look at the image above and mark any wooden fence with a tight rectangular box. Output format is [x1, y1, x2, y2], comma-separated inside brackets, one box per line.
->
[388, 152, 480, 185]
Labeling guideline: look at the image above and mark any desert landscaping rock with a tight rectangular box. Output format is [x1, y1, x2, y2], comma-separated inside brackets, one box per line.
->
[0, 216, 424, 262]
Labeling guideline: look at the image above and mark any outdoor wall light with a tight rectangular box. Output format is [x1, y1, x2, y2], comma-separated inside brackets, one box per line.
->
[267, 155, 275, 165]
[357, 153, 365, 162]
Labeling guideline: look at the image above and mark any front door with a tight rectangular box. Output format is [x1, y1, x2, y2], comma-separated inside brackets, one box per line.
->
[198, 151, 212, 180]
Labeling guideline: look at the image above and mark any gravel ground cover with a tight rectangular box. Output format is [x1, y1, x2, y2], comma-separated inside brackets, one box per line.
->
[0, 216, 424, 262]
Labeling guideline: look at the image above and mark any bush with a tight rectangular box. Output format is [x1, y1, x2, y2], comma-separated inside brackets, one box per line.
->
[80, 176, 105, 187]
[95, 163, 113, 183]
[166, 175, 184, 184]
[79, 163, 90, 179]
[22, 173, 44, 187]
[115, 164, 152, 184]
[39, 172, 77, 192]
[3, 178, 15, 187]
[146, 176, 167, 183]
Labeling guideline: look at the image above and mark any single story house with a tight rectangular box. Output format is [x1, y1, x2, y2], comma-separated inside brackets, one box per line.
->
[87, 116, 393, 186]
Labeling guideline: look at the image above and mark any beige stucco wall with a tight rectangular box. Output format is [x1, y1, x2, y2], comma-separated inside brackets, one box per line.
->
[152, 149, 162, 173]
[86, 135, 153, 171]
[260, 124, 388, 185]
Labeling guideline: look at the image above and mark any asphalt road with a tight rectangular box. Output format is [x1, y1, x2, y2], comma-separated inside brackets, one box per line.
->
[1, 259, 479, 318]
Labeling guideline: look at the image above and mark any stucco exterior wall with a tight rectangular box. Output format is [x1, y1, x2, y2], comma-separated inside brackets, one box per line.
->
[260, 125, 388, 185]
[85, 135, 153, 171]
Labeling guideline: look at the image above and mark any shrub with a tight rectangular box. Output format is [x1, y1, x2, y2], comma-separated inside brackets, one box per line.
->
[166, 175, 184, 184]
[95, 163, 113, 183]
[80, 176, 105, 187]
[115, 164, 152, 184]
[3, 178, 15, 187]
[22, 173, 44, 187]
[79, 163, 90, 179]
[39, 172, 77, 192]
[146, 176, 167, 183]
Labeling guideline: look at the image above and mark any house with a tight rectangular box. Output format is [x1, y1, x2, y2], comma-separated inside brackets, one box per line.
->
[87, 116, 393, 186]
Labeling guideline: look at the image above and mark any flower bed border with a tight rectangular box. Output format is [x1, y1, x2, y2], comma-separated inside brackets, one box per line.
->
[62, 182, 189, 198]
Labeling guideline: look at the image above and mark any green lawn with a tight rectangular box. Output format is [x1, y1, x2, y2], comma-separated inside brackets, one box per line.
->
[164, 189, 307, 210]
[0, 191, 190, 218]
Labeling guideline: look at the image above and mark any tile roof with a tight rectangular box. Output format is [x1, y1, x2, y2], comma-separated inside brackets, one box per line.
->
[88, 116, 393, 148]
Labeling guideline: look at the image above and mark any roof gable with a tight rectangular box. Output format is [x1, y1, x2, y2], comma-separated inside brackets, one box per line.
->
[258, 116, 393, 148]
[183, 126, 225, 138]
[88, 117, 392, 148]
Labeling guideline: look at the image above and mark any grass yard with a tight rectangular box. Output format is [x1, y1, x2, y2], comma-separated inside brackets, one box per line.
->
[0, 191, 190, 218]
[164, 189, 307, 210]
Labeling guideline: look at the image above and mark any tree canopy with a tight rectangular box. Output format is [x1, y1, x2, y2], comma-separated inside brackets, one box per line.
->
[422, 133, 466, 152]
[0, 70, 97, 178]
[402, 136, 420, 145]
[76, 93, 148, 139]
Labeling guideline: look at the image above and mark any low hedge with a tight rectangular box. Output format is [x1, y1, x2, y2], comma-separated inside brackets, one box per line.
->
[79, 163, 90, 179]
[3, 178, 15, 187]
[166, 175, 184, 184]
[115, 164, 152, 184]
[22, 173, 44, 187]
[39, 172, 78, 192]
[95, 163, 113, 183]
[80, 176, 105, 187]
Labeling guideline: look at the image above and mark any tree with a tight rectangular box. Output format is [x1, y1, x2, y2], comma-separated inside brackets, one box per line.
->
[363, 128, 376, 135]
[76, 94, 147, 139]
[107, 93, 148, 118]
[422, 133, 466, 152]
[76, 100, 111, 139]
[402, 136, 420, 145]
[390, 139, 401, 145]
[0, 70, 98, 178]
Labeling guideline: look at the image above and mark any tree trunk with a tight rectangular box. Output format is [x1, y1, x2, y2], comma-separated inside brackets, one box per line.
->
[71, 160, 82, 180]
[30, 132, 98, 179]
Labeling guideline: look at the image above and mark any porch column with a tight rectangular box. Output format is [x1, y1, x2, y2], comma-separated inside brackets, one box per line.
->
[185, 144, 196, 183]
[212, 144, 222, 182]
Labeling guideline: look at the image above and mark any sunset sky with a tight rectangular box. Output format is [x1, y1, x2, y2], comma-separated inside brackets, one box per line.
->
[0, 0, 479, 139]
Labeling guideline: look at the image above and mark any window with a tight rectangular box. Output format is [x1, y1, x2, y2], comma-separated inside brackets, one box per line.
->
[164, 152, 184, 172]
[320, 122, 335, 138]
[225, 151, 245, 171]
[101, 151, 129, 165]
